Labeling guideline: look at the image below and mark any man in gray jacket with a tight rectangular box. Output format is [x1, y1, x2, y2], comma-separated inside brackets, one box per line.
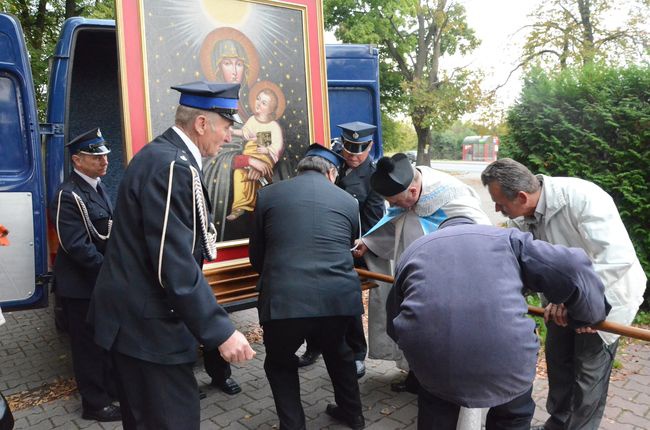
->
[387, 217, 609, 430]
[481, 158, 646, 430]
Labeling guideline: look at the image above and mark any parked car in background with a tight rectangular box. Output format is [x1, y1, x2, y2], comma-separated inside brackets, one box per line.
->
[405, 150, 417, 164]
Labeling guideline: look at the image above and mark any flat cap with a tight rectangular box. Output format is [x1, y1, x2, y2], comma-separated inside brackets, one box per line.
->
[171, 81, 242, 123]
[370, 153, 414, 196]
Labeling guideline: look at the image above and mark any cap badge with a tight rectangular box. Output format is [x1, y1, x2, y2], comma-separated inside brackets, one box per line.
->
[352, 132, 359, 139]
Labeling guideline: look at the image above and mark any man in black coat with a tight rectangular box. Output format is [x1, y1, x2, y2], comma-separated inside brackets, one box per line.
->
[89, 82, 255, 430]
[250, 144, 365, 430]
[50, 128, 120, 422]
[298, 122, 384, 379]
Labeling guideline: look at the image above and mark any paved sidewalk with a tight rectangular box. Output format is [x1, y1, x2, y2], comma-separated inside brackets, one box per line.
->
[1, 302, 649, 429]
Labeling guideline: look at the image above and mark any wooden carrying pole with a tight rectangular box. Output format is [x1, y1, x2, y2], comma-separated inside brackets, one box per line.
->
[355, 268, 650, 342]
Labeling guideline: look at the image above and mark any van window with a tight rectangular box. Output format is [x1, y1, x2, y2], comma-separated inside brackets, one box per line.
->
[0, 74, 29, 174]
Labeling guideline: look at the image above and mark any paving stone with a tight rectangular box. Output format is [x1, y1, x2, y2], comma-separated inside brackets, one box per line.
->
[618, 410, 650, 428]
[609, 393, 648, 417]
[600, 419, 636, 430]
[3, 294, 650, 430]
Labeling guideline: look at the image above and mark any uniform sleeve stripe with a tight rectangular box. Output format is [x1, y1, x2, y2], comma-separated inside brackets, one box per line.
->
[158, 161, 176, 288]
[55, 190, 68, 254]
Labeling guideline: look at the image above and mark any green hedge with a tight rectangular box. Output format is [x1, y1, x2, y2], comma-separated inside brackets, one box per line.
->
[502, 64, 650, 305]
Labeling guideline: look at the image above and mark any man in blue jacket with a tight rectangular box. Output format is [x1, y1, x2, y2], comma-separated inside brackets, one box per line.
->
[387, 216, 609, 430]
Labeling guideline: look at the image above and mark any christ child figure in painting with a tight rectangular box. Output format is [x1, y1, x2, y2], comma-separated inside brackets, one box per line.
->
[227, 82, 285, 221]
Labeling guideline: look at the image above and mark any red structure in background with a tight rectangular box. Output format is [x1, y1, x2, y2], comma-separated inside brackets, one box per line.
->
[462, 135, 499, 161]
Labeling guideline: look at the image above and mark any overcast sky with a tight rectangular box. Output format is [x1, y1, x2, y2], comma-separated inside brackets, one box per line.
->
[324, 0, 535, 115]
[451, 0, 534, 109]
[325, 1, 646, 120]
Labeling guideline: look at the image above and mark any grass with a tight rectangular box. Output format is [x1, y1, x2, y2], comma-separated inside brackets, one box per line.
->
[526, 293, 547, 344]
[633, 310, 650, 326]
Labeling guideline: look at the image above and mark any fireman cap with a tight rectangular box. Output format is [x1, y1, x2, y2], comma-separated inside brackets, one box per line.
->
[171, 81, 242, 124]
[66, 128, 110, 156]
[305, 143, 346, 169]
[338, 121, 376, 154]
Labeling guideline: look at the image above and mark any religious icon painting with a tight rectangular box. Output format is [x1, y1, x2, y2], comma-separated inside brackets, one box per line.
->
[115, 0, 330, 263]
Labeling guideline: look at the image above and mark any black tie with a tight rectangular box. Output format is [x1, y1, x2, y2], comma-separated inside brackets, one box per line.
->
[97, 184, 111, 209]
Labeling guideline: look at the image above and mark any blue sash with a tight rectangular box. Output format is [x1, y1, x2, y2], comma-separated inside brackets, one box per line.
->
[364, 206, 448, 237]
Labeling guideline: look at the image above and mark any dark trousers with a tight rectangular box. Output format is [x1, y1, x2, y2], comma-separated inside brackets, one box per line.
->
[60, 297, 113, 410]
[203, 348, 232, 382]
[263, 316, 362, 430]
[544, 324, 618, 430]
[111, 350, 199, 430]
[418, 386, 535, 430]
[0, 392, 14, 430]
[304, 314, 367, 361]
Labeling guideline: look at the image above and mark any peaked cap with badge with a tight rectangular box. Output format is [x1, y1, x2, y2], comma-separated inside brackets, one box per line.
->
[67, 128, 110, 155]
[171, 81, 243, 124]
[370, 153, 414, 197]
[338, 121, 377, 154]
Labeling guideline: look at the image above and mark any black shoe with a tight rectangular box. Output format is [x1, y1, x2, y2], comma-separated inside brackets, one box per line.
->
[199, 389, 207, 400]
[212, 377, 242, 395]
[297, 350, 321, 367]
[325, 404, 365, 430]
[82, 404, 121, 422]
[390, 370, 419, 394]
[355, 360, 366, 379]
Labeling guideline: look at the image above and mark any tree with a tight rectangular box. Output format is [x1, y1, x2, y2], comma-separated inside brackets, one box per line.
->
[2, 1, 114, 116]
[381, 112, 418, 154]
[324, 0, 486, 165]
[514, 0, 648, 75]
[505, 64, 650, 301]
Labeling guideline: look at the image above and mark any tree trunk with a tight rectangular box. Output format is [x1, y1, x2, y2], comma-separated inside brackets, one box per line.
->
[66, 0, 78, 18]
[414, 124, 431, 166]
[578, 0, 595, 64]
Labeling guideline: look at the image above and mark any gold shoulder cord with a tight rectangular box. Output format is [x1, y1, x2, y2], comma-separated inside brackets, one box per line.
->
[190, 166, 218, 261]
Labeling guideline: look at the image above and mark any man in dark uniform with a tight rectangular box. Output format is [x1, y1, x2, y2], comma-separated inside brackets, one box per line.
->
[50, 128, 120, 422]
[298, 122, 384, 379]
[89, 81, 255, 430]
[250, 144, 365, 430]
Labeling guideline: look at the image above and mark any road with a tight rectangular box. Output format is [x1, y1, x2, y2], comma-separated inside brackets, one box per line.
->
[430, 160, 508, 226]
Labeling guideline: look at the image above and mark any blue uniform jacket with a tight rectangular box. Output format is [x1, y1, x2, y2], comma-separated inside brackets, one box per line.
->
[89, 128, 235, 365]
[51, 171, 112, 299]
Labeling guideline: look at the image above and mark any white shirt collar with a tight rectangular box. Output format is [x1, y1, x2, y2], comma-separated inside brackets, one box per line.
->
[172, 126, 202, 170]
[74, 168, 100, 190]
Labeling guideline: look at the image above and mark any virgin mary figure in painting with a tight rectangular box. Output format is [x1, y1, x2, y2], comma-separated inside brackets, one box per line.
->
[200, 27, 264, 241]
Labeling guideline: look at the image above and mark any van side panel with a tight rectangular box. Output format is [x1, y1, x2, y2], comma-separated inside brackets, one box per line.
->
[325, 44, 383, 160]
[0, 13, 48, 309]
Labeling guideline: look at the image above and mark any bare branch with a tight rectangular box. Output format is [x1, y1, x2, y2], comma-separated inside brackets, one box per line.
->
[493, 50, 562, 91]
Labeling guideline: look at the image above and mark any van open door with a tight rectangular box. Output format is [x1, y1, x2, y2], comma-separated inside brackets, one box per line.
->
[0, 13, 49, 310]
